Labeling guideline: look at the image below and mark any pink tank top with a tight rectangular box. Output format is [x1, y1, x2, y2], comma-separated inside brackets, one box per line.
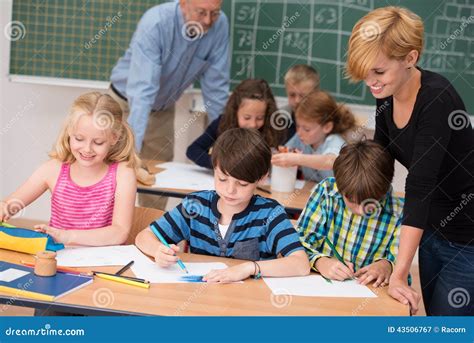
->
[49, 163, 118, 230]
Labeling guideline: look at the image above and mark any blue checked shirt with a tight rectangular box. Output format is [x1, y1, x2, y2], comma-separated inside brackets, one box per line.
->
[110, 1, 230, 151]
[297, 178, 404, 271]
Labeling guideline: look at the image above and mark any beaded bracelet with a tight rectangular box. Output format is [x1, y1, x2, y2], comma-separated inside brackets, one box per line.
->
[252, 261, 261, 279]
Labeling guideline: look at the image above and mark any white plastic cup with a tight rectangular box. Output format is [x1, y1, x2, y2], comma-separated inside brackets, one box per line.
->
[271, 165, 297, 193]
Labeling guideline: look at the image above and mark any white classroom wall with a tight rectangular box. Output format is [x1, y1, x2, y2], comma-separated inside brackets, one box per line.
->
[0, 0, 407, 223]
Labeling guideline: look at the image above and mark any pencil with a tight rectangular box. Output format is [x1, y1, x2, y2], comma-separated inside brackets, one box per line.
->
[324, 236, 355, 280]
[149, 225, 189, 274]
[257, 186, 272, 194]
[21, 261, 92, 276]
[94, 272, 150, 289]
[115, 261, 134, 276]
[92, 271, 148, 283]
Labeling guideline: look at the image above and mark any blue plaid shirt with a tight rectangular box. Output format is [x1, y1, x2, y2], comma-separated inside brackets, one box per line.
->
[297, 178, 404, 271]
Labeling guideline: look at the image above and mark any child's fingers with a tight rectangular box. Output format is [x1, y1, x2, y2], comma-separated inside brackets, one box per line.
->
[346, 261, 355, 274]
[338, 262, 354, 279]
[360, 273, 376, 286]
[169, 244, 180, 253]
[373, 275, 386, 288]
[354, 266, 368, 277]
[159, 244, 178, 256]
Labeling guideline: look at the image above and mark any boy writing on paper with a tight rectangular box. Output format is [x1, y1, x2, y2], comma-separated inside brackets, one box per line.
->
[136, 128, 310, 282]
[297, 140, 403, 286]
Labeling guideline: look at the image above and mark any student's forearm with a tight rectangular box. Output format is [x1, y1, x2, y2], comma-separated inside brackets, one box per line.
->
[392, 225, 423, 279]
[65, 225, 130, 246]
[253, 252, 310, 277]
[135, 228, 164, 257]
[296, 154, 336, 171]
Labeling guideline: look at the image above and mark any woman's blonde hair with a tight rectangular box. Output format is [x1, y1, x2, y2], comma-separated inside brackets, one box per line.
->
[346, 6, 424, 82]
[50, 92, 140, 170]
[296, 90, 357, 136]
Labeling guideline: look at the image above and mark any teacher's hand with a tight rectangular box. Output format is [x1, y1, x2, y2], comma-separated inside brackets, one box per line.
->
[388, 274, 421, 315]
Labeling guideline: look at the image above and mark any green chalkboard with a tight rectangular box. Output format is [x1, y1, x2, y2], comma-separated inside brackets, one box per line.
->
[8, 0, 474, 113]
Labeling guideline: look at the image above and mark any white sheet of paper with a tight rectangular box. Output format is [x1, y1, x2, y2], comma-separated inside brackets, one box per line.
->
[56, 245, 150, 267]
[262, 178, 305, 190]
[153, 168, 215, 190]
[158, 162, 210, 173]
[263, 275, 377, 298]
[0, 268, 30, 282]
[131, 260, 228, 283]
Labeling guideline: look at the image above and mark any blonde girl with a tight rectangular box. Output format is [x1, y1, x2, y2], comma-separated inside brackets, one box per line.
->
[1, 92, 138, 246]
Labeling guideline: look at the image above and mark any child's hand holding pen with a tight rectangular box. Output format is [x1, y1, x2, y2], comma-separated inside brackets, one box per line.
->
[271, 146, 302, 167]
[315, 256, 355, 281]
[154, 243, 182, 268]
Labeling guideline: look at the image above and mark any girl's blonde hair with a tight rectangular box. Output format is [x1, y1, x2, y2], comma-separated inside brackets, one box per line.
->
[296, 91, 356, 136]
[50, 92, 140, 170]
[284, 64, 320, 89]
[346, 6, 424, 82]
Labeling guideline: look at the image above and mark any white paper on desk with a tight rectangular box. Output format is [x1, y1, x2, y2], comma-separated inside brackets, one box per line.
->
[263, 275, 376, 298]
[56, 245, 151, 267]
[262, 178, 305, 190]
[131, 260, 228, 283]
[157, 162, 210, 172]
[153, 166, 215, 190]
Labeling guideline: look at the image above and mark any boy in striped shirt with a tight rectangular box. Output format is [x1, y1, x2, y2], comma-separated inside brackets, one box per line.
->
[297, 140, 403, 287]
[136, 128, 310, 282]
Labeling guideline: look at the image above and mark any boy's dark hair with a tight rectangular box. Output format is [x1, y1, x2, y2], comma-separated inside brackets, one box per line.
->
[211, 128, 271, 183]
[333, 140, 394, 203]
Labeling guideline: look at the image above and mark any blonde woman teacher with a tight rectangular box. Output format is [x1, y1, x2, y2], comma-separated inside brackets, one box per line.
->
[346, 7, 474, 316]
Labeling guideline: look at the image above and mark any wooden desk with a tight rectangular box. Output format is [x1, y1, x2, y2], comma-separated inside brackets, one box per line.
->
[0, 249, 408, 316]
[137, 160, 314, 215]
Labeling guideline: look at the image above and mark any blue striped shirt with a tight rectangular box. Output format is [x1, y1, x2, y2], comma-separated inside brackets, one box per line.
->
[150, 191, 304, 260]
[110, 1, 230, 150]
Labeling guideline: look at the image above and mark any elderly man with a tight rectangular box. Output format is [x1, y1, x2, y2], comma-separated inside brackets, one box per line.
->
[109, 0, 229, 208]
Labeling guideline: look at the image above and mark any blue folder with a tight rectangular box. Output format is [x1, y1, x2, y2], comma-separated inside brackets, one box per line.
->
[0, 261, 92, 301]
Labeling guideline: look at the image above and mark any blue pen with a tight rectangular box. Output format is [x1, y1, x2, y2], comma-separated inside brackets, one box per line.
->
[149, 225, 189, 274]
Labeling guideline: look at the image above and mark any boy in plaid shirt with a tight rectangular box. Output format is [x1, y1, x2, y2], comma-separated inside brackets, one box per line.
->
[297, 140, 403, 287]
